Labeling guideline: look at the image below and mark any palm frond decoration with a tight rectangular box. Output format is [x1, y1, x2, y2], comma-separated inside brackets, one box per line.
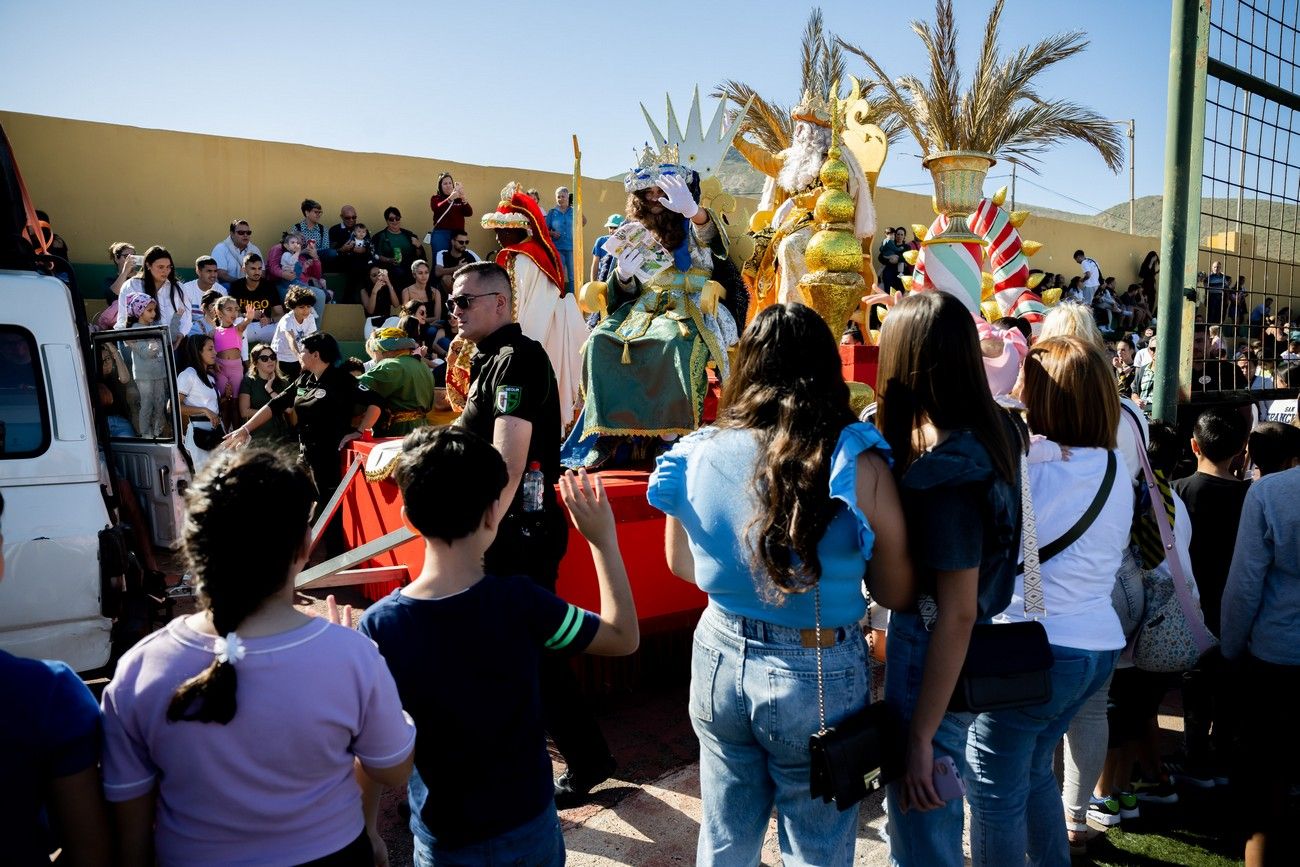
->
[713, 7, 906, 152]
[838, 0, 1123, 173]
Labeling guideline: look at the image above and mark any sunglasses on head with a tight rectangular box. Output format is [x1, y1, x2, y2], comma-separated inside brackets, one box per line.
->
[448, 291, 502, 311]
[255, 353, 276, 362]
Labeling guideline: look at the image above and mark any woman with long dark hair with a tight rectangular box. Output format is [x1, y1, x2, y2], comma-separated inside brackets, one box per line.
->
[101, 448, 415, 865]
[176, 333, 221, 471]
[875, 291, 1024, 867]
[647, 303, 913, 865]
[114, 246, 191, 342]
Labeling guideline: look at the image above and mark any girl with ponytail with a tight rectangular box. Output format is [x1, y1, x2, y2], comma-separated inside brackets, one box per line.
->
[101, 448, 415, 866]
[646, 303, 914, 864]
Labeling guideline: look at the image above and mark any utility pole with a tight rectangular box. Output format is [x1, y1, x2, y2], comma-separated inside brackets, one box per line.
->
[1010, 162, 1017, 210]
[1111, 118, 1137, 233]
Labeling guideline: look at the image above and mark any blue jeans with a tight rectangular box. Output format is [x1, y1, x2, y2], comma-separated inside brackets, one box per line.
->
[411, 802, 563, 867]
[691, 603, 868, 867]
[883, 612, 975, 867]
[965, 645, 1119, 867]
[557, 248, 574, 295]
[430, 228, 454, 260]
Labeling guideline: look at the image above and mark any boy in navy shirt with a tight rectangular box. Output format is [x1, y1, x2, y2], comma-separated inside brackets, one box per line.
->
[359, 426, 638, 866]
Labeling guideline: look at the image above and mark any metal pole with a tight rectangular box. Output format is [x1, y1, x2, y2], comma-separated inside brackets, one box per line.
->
[1153, 0, 1209, 423]
[1010, 162, 1017, 210]
[1234, 91, 1250, 230]
[1128, 119, 1136, 235]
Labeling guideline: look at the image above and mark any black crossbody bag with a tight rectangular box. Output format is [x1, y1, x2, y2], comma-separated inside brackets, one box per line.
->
[946, 450, 1117, 713]
[808, 583, 904, 810]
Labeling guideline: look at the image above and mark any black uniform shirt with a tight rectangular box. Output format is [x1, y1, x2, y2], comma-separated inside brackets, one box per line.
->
[455, 323, 561, 514]
[269, 365, 383, 455]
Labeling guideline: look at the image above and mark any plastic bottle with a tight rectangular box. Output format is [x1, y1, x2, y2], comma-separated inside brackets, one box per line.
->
[521, 461, 545, 512]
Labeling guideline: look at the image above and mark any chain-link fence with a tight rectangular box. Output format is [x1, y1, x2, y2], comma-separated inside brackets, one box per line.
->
[1193, 0, 1299, 417]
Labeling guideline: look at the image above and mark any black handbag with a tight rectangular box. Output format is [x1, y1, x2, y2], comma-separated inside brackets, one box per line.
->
[808, 584, 903, 810]
[945, 450, 1117, 714]
[191, 422, 225, 451]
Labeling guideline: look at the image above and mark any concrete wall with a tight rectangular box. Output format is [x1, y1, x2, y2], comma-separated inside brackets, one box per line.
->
[2, 110, 1159, 286]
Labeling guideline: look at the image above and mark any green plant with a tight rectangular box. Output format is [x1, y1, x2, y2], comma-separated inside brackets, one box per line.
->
[838, 0, 1123, 173]
[712, 7, 904, 153]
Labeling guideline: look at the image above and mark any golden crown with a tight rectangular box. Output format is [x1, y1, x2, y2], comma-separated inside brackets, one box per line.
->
[791, 89, 832, 128]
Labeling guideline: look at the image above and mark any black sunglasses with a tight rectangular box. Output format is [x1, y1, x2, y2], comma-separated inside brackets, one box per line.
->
[448, 291, 502, 311]
[235, 229, 253, 236]
[255, 353, 276, 362]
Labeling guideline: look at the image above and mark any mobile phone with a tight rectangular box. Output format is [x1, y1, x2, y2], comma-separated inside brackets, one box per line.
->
[932, 755, 966, 801]
[130, 254, 145, 268]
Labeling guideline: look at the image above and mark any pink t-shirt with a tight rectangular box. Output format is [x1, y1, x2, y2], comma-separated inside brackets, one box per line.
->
[102, 617, 415, 866]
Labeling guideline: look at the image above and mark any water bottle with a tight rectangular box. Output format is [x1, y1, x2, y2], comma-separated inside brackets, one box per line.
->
[393, 248, 402, 265]
[521, 461, 545, 512]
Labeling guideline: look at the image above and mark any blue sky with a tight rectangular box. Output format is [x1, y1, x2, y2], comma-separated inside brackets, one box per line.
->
[1, 0, 1172, 214]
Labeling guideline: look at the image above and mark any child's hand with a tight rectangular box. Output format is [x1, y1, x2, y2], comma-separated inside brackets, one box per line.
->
[324, 594, 355, 629]
[560, 469, 616, 548]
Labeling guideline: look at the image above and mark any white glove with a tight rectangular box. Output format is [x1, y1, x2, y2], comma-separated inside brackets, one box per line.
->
[615, 248, 645, 282]
[654, 175, 699, 219]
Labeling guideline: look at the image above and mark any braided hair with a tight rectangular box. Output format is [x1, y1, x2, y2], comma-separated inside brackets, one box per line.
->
[167, 448, 315, 724]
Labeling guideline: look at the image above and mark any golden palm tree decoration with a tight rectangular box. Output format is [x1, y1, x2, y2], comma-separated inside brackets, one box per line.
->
[712, 7, 904, 154]
[839, 0, 1123, 242]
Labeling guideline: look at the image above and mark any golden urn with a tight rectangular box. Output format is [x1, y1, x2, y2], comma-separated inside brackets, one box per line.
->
[799, 136, 865, 335]
[921, 149, 996, 245]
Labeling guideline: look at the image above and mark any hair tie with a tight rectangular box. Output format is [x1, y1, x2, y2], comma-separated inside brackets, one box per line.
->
[213, 632, 246, 666]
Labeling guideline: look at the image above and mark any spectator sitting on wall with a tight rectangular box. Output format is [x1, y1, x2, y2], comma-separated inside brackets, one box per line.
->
[180, 257, 222, 336]
[374, 206, 426, 290]
[212, 219, 262, 286]
[227, 253, 282, 346]
[291, 199, 331, 267]
[327, 205, 372, 301]
[1119, 283, 1150, 330]
[104, 241, 136, 302]
[434, 231, 480, 296]
[267, 232, 328, 319]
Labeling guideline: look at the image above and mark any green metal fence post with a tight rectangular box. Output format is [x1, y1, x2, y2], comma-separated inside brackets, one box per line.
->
[1153, 0, 1210, 421]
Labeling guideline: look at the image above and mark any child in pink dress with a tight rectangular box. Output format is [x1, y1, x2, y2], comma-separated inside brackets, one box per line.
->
[212, 296, 254, 424]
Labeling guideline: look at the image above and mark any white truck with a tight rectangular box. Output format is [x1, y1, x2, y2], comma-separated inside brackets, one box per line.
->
[0, 125, 189, 672]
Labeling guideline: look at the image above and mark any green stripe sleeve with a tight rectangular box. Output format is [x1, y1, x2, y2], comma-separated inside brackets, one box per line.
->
[545, 605, 579, 649]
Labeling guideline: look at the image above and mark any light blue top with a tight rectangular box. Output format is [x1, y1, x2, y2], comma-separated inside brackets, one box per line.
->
[546, 207, 574, 252]
[1221, 466, 1300, 664]
[647, 422, 890, 628]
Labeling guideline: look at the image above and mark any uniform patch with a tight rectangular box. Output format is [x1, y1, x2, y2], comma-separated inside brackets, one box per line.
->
[495, 385, 522, 414]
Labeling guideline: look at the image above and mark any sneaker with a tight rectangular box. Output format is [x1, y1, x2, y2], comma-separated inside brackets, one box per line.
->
[1118, 791, 1140, 820]
[1133, 779, 1179, 804]
[1174, 763, 1217, 788]
[1087, 795, 1122, 827]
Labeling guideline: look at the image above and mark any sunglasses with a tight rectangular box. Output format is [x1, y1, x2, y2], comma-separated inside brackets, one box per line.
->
[448, 291, 502, 311]
[255, 354, 276, 362]
[386, 216, 401, 222]
[235, 229, 252, 236]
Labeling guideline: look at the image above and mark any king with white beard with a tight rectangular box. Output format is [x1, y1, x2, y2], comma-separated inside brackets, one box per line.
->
[734, 90, 876, 320]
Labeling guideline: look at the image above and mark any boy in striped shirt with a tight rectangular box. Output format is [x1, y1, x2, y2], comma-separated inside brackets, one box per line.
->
[359, 426, 637, 866]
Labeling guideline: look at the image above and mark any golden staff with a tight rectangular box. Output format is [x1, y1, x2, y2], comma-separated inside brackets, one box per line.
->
[572, 134, 583, 293]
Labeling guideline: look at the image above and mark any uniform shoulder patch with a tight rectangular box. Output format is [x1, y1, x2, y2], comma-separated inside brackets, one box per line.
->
[495, 385, 522, 414]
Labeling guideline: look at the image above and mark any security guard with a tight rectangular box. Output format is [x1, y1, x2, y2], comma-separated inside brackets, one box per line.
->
[449, 261, 616, 805]
[228, 332, 382, 553]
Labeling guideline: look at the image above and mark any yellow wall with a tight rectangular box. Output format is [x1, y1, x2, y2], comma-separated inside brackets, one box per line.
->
[2, 110, 1158, 285]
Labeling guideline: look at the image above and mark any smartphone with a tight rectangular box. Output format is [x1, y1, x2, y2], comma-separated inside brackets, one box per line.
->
[932, 755, 966, 801]
[130, 254, 145, 268]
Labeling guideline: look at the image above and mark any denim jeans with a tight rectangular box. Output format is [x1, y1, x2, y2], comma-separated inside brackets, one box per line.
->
[411, 802, 564, 867]
[883, 612, 975, 867]
[965, 644, 1119, 867]
[691, 603, 869, 867]
[430, 228, 454, 260]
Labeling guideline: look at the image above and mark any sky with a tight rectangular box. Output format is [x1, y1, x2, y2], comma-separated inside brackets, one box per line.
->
[1, 0, 1175, 215]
